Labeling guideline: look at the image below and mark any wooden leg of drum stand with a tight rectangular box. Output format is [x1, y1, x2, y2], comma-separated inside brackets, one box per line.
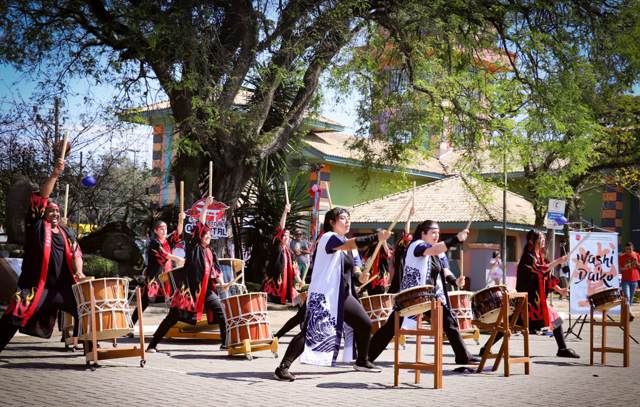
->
[589, 306, 595, 366]
[415, 314, 422, 384]
[136, 287, 146, 366]
[433, 300, 443, 390]
[522, 296, 530, 375]
[88, 284, 98, 369]
[502, 294, 510, 377]
[270, 336, 279, 358]
[492, 297, 509, 374]
[623, 301, 630, 368]
[393, 312, 400, 387]
[601, 309, 607, 365]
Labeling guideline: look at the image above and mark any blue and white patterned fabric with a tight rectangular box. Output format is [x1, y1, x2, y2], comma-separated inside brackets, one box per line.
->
[301, 232, 344, 366]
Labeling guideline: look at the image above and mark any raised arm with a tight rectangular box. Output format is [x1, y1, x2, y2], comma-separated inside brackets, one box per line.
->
[279, 203, 291, 230]
[177, 211, 186, 236]
[200, 196, 213, 225]
[40, 159, 65, 199]
[334, 229, 391, 252]
[547, 254, 569, 270]
[421, 229, 469, 257]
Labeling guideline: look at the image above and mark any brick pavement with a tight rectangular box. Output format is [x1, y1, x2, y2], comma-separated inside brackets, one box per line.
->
[1, 300, 639, 407]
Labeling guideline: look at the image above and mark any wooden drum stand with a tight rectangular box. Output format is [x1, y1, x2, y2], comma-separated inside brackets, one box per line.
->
[393, 299, 443, 389]
[590, 299, 631, 367]
[84, 286, 146, 370]
[475, 292, 531, 377]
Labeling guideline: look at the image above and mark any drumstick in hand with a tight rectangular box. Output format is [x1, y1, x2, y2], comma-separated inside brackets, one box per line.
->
[357, 196, 412, 293]
[60, 131, 69, 161]
[567, 232, 593, 258]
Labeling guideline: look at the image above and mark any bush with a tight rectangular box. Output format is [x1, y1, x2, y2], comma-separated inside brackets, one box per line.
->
[83, 255, 119, 278]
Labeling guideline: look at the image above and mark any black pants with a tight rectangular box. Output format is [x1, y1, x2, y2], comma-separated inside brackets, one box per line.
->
[369, 306, 472, 363]
[147, 292, 227, 349]
[279, 295, 372, 368]
[275, 304, 306, 338]
[0, 289, 78, 352]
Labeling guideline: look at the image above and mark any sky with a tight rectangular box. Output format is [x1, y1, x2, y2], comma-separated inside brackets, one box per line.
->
[0, 63, 361, 171]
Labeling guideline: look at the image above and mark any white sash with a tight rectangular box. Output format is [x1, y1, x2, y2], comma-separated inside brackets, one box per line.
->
[301, 232, 343, 366]
[400, 239, 431, 329]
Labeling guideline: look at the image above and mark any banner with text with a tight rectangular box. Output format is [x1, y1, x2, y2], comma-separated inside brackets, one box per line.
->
[568, 231, 619, 315]
[185, 198, 229, 239]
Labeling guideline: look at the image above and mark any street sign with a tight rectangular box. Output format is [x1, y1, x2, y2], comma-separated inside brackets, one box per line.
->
[546, 198, 566, 230]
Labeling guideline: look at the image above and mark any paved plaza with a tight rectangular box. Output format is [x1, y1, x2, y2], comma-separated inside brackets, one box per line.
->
[1, 300, 639, 407]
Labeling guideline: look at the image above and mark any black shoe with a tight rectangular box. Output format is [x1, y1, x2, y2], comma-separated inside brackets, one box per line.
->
[556, 348, 580, 358]
[274, 366, 296, 381]
[354, 361, 382, 373]
[456, 356, 481, 365]
[219, 344, 228, 351]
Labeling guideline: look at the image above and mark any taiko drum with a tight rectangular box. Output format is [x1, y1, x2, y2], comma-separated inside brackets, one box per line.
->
[360, 294, 394, 334]
[222, 292, 272, 347]
[72, 277, 131, 341]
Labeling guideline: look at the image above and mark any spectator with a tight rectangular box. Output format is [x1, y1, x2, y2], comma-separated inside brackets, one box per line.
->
[619, 242, 639, 320]
[290, 230, 311, 283]
[486, 251, 503, 287]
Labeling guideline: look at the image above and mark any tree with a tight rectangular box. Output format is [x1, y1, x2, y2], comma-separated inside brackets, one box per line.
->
[327, 2, 640, 226]
[2, 1, 638, 217]
[0, 95, 153, 239]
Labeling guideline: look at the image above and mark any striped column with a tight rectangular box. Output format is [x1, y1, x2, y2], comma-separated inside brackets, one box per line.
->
[309, 164, 331, 240]
[601, 185, 624, 235]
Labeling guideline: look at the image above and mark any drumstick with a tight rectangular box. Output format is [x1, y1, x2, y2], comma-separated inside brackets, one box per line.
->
[219, 272, 243, 290]
[63, 184, 69, 220]
[412, 181, 416, 208]
[284, 181, 290, 206]
[60, 131, 68, 161]
[357, 196, 413, 293]
[208, 161, 213, 197]
[567, 231, 593, 258]
[323, 181, 334, 209]
[179, 181, 184, 213]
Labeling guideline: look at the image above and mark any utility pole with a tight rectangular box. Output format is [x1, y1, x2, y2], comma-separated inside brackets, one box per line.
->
[502, 137, 508, 285]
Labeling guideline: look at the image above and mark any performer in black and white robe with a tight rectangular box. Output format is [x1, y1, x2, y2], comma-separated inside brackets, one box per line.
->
[274, 208, 389, 381]
[368, 220, 479, 365]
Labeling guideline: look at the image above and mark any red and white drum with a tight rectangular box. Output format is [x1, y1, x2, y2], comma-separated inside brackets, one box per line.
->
[471, 285, 514, 324]
[222, 292, 272, 347]
[448, 291, 474, 331]
[72, 277, 132, 341]
[360, 294, 394, 334]
[588, 287, 621, 311]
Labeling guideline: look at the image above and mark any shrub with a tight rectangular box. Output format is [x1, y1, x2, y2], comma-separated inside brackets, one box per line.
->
[83, 255, 119, 278]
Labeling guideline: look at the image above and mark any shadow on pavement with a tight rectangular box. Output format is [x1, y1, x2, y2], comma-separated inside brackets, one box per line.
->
[533, 360, 588, 367]
[189, 368, 354, 383]
[189, 370, 276, 383]
[0, 353, 80, 360]
[2, 345, 78, 353]
[317, 381, 425, 390]
[169, 353, 230, 360]
[0, 361, 86, 370]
